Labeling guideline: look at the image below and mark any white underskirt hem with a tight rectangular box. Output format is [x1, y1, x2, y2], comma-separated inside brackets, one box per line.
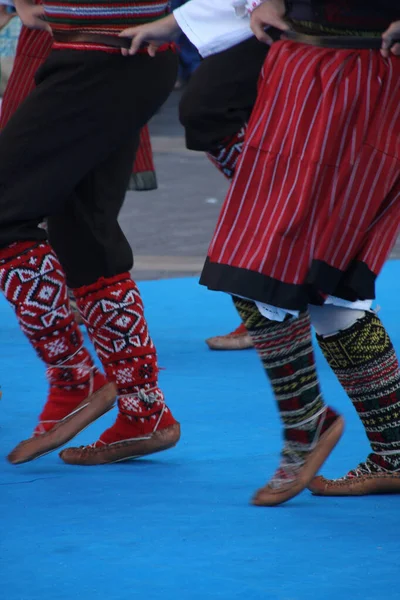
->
[255, 296, 373, 322]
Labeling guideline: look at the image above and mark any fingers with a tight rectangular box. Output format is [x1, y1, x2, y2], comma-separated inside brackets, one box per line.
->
[391, 43, 400, 56]
[250, 2, 290, 44]
[119, 28, 160, 57]
[119, 27, 144, 55]
[38, 19, 52, 34]
[147, 43, 158, 58]
[381, 22, 400, 57]
[251, 20, 274, 45]
[381, 39, 400, 58]
[381, 36, 392, 57]
[30, 17, 52, 33]
[31, 5, 52, 33]
[119, 26, 136, 39]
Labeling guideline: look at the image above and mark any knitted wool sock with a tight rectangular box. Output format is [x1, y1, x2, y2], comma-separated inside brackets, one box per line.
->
[317, 311, 400, 473]
[0, 241, 106, 435]
[73, 273, 177, 446]
[233, 297, 338, 473]
[206, 125, 247, 179]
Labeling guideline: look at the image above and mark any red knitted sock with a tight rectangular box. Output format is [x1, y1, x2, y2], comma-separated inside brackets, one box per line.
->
[0, 241, 107, 436]
[96, 387, 176, 447]
[34, 343, 106, 436]
[73, 273, 177, 445]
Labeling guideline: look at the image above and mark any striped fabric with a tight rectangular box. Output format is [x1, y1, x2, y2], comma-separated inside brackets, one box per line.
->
[130, 125, 157, 190]
[0, 27, 51, 128]
[134, 126, 155, 175]
[201, 40, 400, 312]
[0, 25, 156, 185]
[43, 1, 169, 34]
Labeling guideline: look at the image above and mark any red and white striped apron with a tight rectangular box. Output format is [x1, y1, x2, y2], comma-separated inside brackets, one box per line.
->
[201, 40, 400, 311]
[0, 25, 156, 188]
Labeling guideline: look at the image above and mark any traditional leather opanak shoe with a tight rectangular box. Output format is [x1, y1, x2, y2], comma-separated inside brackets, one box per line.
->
[308, 457, 400, 496]
[205, 323, 253, 350]
[59, 422, 180, 465]
[252, 411, 345, 507]
[7, 383, 117, 464]
[59, 389, 180, 465]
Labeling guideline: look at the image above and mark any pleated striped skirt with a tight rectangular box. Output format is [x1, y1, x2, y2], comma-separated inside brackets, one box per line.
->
[200, 40, 400, 312]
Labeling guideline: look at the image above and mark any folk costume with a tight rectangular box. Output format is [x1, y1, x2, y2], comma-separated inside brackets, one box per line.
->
[0, 0, 180, 465]
[197, 0, 400, 503]
[0, 16, 158, 325]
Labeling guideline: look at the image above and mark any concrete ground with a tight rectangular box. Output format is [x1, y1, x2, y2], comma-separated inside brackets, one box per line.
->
[124, 89, 400, 282]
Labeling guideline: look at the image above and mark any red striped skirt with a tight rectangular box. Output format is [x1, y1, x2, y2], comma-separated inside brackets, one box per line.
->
[0, 26, 156, 187]
[200, 41, 400, 311]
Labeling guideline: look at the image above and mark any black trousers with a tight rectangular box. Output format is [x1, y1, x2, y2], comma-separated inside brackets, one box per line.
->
[179, 36, 270, 152]
[0, 48, 178, 287]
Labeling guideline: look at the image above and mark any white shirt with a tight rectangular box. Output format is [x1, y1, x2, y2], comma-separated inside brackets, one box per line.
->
[173, 0, 253, 57]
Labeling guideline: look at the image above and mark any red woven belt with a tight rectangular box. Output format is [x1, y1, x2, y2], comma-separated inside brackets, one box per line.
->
[53, 31, 140, 51]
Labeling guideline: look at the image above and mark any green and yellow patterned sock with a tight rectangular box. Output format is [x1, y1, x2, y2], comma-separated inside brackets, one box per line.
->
[317, 311, 400, 472]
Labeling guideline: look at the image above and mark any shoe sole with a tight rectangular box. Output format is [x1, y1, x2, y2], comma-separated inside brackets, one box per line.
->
[7, 382, 117, 465]
[309, 472, 400, 496]
[205, 335, 253, 351]
[252, 416, 345, 507]
[59, 422, 181, 465]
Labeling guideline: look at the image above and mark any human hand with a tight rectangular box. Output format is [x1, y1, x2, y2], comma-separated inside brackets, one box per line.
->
[0, 8, 14, 31]
[381, 21, 400, 57]
[119, 13, 181, 57]
[14, 0, 51, 33]
[250, 0, 290, 44]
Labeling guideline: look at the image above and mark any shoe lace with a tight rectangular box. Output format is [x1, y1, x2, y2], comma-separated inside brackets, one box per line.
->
[345, 455, 393, 479]
[269, 449, 304, 488]
[46, 346, 96, 396]
[346, 461, 375, 479]
[36, 348, 96, 436]
[269, 405, 328, 489]
[77, 387, 166, 451]
[136, 388, 159, 406]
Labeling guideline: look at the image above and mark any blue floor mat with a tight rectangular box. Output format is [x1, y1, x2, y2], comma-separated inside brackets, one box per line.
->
[1, 263, 399, 600]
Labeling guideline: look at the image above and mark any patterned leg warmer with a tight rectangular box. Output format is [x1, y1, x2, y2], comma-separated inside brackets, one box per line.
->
[0, 242, 111, 463]
[310, 311, 400, 496]
[206, 126, 247, 180]
[59, 273, 180, 465]
[233, 297, 343, 506]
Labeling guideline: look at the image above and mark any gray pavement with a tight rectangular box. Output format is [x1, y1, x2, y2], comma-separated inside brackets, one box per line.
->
[121, 90, 400, 281]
